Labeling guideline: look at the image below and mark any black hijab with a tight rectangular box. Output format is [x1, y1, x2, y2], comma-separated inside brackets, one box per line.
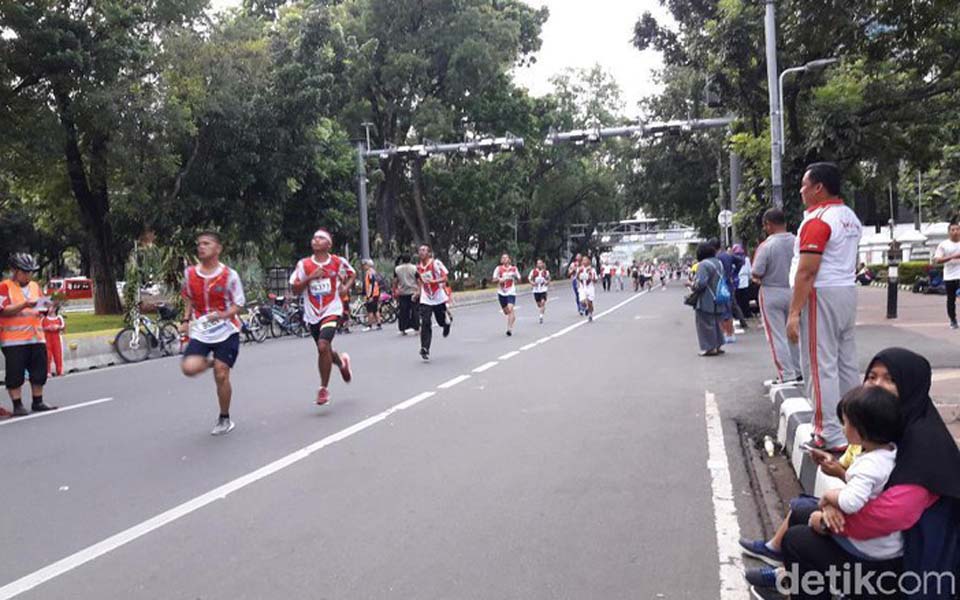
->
[867, 348, 960, 499]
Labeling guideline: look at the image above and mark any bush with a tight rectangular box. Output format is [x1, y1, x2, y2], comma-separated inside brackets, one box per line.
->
[897, 261, 934, 285]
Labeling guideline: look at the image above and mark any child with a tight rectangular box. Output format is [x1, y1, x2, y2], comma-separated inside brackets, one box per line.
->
[42, 304, 66, 377]
[741, 385, 902, 586]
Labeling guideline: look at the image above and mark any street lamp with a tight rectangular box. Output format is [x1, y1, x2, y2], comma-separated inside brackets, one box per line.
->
[778, 58, 838, 156]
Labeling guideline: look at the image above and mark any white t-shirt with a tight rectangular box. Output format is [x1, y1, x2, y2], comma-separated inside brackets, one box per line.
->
[493, 265, 519, 296]
[528, 269, 550, 293]
[790, 200, 862, 288]
[935, 239, 960, 281]
[418, 259, 449, 306]
[838, 445, 902, 560]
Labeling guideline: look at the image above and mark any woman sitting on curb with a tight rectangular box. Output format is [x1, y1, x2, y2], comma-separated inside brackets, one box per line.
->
[741, 348, 960, 599]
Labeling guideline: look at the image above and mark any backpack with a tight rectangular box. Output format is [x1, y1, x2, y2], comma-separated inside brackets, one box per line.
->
[714, 272, 732, 304]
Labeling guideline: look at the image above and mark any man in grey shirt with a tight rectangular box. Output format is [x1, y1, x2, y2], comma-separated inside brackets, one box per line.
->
[752, 208, 801, 383]
[393, 254, 420, 334]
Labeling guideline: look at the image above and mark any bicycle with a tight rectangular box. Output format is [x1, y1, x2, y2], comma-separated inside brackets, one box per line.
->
[350, 292, 398, 327]
[266, 294, 308, 338]
[114, 302, 182, 363]
[239, 305, 268, 343]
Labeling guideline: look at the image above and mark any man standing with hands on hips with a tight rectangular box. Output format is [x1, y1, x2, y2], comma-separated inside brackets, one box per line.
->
[786, 163, 863, 453]
[934, 219, 960, 329]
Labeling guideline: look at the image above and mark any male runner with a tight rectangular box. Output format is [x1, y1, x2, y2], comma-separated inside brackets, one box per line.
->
[289, 229, 355, 406]
[576, 255, 597, 321]
[528, 259, 551, 324]
[492, 253, 519, 336]
[416, 244, 451, 360]
[180, 232, 245, 435]
[568, 253, 584, 314]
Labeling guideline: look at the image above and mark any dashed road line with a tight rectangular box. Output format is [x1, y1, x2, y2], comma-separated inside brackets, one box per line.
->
[472, 361, 498, 373]
[437, 374, 471, 389]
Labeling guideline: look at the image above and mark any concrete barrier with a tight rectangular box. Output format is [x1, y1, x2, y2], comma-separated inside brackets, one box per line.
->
[0, 330, 121, 380]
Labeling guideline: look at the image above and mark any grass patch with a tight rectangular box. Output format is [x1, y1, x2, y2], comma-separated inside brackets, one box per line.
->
[64, 313, 126, 335]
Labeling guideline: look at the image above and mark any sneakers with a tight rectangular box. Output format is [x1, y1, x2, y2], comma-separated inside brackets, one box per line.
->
[739, 539, 783, 566]
[538, 315, 543, 324]
[588, 314, 593, 322]
[31, 402, 58, 412]
[810, 433, 847, 455]
[744, 567, 779, 589]
[725, 335, 738, 343]
[951, 321, 959, 330]
[339, 352, 353, 383]
[211, 416, 235, 436]
[442, 322, 451, 338]
[362, 326, 372, 332]
[506, 330, 512, 337]
[316, 387, 330, 406]
[420, 347, 430, 361]
[11, 404, 28, 417]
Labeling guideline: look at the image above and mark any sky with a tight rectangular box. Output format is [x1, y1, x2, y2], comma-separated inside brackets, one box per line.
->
[209, 0, 672, 113]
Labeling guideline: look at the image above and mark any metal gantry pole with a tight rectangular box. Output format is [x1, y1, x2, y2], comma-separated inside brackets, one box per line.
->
[764, 0, 783, 208]
[730, 151, 741, 243]
[356, 142, 371, 261]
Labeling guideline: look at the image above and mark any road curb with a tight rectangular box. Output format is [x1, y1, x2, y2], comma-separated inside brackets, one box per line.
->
[0, 332, 120, 379]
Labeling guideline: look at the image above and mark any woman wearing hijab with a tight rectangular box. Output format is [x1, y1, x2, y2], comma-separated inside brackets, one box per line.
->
[687, 242, 725, 356]
[768, 348, 960, 599]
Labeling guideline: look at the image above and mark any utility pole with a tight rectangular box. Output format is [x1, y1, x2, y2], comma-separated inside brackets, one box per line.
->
[730, 151, 741, 244]
[355, 142, 371, 261]
[764, 0, 783, 208]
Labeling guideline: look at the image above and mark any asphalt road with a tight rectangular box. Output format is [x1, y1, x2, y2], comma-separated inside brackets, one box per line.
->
[1, 284, 790, 599]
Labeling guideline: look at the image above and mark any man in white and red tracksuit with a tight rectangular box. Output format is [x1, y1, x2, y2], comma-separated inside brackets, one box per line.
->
[787, 162, 863, 453]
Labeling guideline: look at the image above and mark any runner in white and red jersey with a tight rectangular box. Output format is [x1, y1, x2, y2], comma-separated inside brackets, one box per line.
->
[576, 255, 598, 321]
[416, 244, 451, 360]
[289, 229, 357, 406]
[528, 259, 550, 324]
[179, 231, 246, 436]
[493, 253, 520, 336]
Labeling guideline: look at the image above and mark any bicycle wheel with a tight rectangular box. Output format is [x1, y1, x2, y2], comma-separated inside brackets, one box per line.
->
[290, 312, 310, 338]
[269, 315, 284, 338]
[351, 303, 367, 327]
[249, 316, 267, 343]
[380, 301, 397, 324]
[158, 323, 182, 356]
[114, 327, 150, 363]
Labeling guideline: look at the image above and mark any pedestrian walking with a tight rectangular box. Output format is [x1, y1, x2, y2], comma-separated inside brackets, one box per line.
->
[179, 232, 246, 435]
[687, 243, 726, 356]
[360, 259, 382, 332]
[0, 253, 57, 418]
[393, 254, 420, 334]
[416, 244, 452, 360]
[289, 229, 356, 407]
[601, 264, 612, 292]
[933, 219, 960, 329]
[787, 162, 863, 452]
[42, 303, 66, 377]
[752, 208, 801, 384]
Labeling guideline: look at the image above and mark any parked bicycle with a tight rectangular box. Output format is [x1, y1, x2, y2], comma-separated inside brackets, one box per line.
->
[349, 291, 398, 327]
[239, 304, 268, 343]
[114, 302, 182, 363]
[266, 294, 308, 338]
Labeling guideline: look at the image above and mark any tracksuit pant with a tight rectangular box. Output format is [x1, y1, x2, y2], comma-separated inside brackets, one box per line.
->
[758, 286, 801, 382]
[799, 286, 859, 449]
[946, 279, 959, 324]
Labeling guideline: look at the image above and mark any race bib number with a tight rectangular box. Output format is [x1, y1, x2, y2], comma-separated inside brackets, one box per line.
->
[535, 277, 545, 285]
[421, 271, 434, 283]
[191, 314, 227, 336]
[309, 278, 332, 297]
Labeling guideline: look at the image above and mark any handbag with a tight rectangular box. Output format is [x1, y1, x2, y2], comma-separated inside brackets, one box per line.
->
[683, 289, 702, 307]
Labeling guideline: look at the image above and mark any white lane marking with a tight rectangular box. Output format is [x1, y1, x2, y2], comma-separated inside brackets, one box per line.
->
[704, 391, 748, 599]
[535, 336, 551, 345]
[0, 389, 432, 600]
[593, 290, 649, 320]
[518, 342, 538, 351]
[472, 361, 498, 373]
[0, 397, 115, 427]
[437, 374, 470, 389]
[0, 283, 656, 598]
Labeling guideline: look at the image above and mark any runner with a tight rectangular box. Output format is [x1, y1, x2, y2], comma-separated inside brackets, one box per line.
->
[416, 244, 452, 360]
[179, 232, 245, 435]
[567, 253, 584, 314]
[659, 265, 668, 289]
[576, 255, 598, 322]
[528, 259, 551, 324]
[492, 253, 520, 336]
[289, 229, 356, 406]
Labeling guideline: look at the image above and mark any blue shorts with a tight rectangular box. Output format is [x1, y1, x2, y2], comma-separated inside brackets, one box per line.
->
[498, 295, 516, 308]
[183, 333, 240, 368]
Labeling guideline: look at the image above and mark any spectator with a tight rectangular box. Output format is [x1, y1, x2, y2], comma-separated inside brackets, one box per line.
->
[713, 240, 743, 342]
[687, 242, 726, 357]
[745, 348, 960, 599]
[933, 220, 960, 329]
[752, 208, 801, 384]
[0, 253, 57, 418]
[856, 262, 875, 286]
[393, 254, 419, 335]
[787, 162, 863, 452]
[42, 302, 66, 377]
[360, 259, 381, 332]
[733, 243, 753, 325]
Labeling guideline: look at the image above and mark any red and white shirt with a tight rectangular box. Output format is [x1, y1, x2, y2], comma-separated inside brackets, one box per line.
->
[417, 259, 449, 305]
[577, 266, 597, 288]
[290, 254, 355, 325]
[493, 265, 519, 296]
[528, 268, 551, 293]
[790, 199, 862, 288]
[181, 263, 245, 343]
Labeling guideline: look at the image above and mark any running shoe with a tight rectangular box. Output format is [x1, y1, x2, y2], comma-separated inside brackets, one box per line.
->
[362, 326, 372, 332]
[442, 322, 451, 338]
[538, 315, 543, 324]
[420, 347, 430, 361]
[739, 539, 783, 566]
[210, 416, 235, 436]
[588, 314, 593, 322]
[506, 330, 512, 337]
[951, 321, 958, 330]
[339, 352, 353, 383]
[316, 387, 330, 406]
[744, 567, 778, 589]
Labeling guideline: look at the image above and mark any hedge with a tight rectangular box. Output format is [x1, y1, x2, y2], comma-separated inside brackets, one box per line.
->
[866, 261, 941, 285]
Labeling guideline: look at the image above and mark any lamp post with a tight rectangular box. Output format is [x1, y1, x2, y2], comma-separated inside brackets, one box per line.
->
[777, 58, 839, 158]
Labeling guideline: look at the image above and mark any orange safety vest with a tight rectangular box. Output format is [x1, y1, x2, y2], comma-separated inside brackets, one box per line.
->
[0, 279, 45, 346]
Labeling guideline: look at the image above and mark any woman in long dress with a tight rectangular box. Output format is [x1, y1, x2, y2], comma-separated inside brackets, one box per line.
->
[689, 242, 725, 356]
